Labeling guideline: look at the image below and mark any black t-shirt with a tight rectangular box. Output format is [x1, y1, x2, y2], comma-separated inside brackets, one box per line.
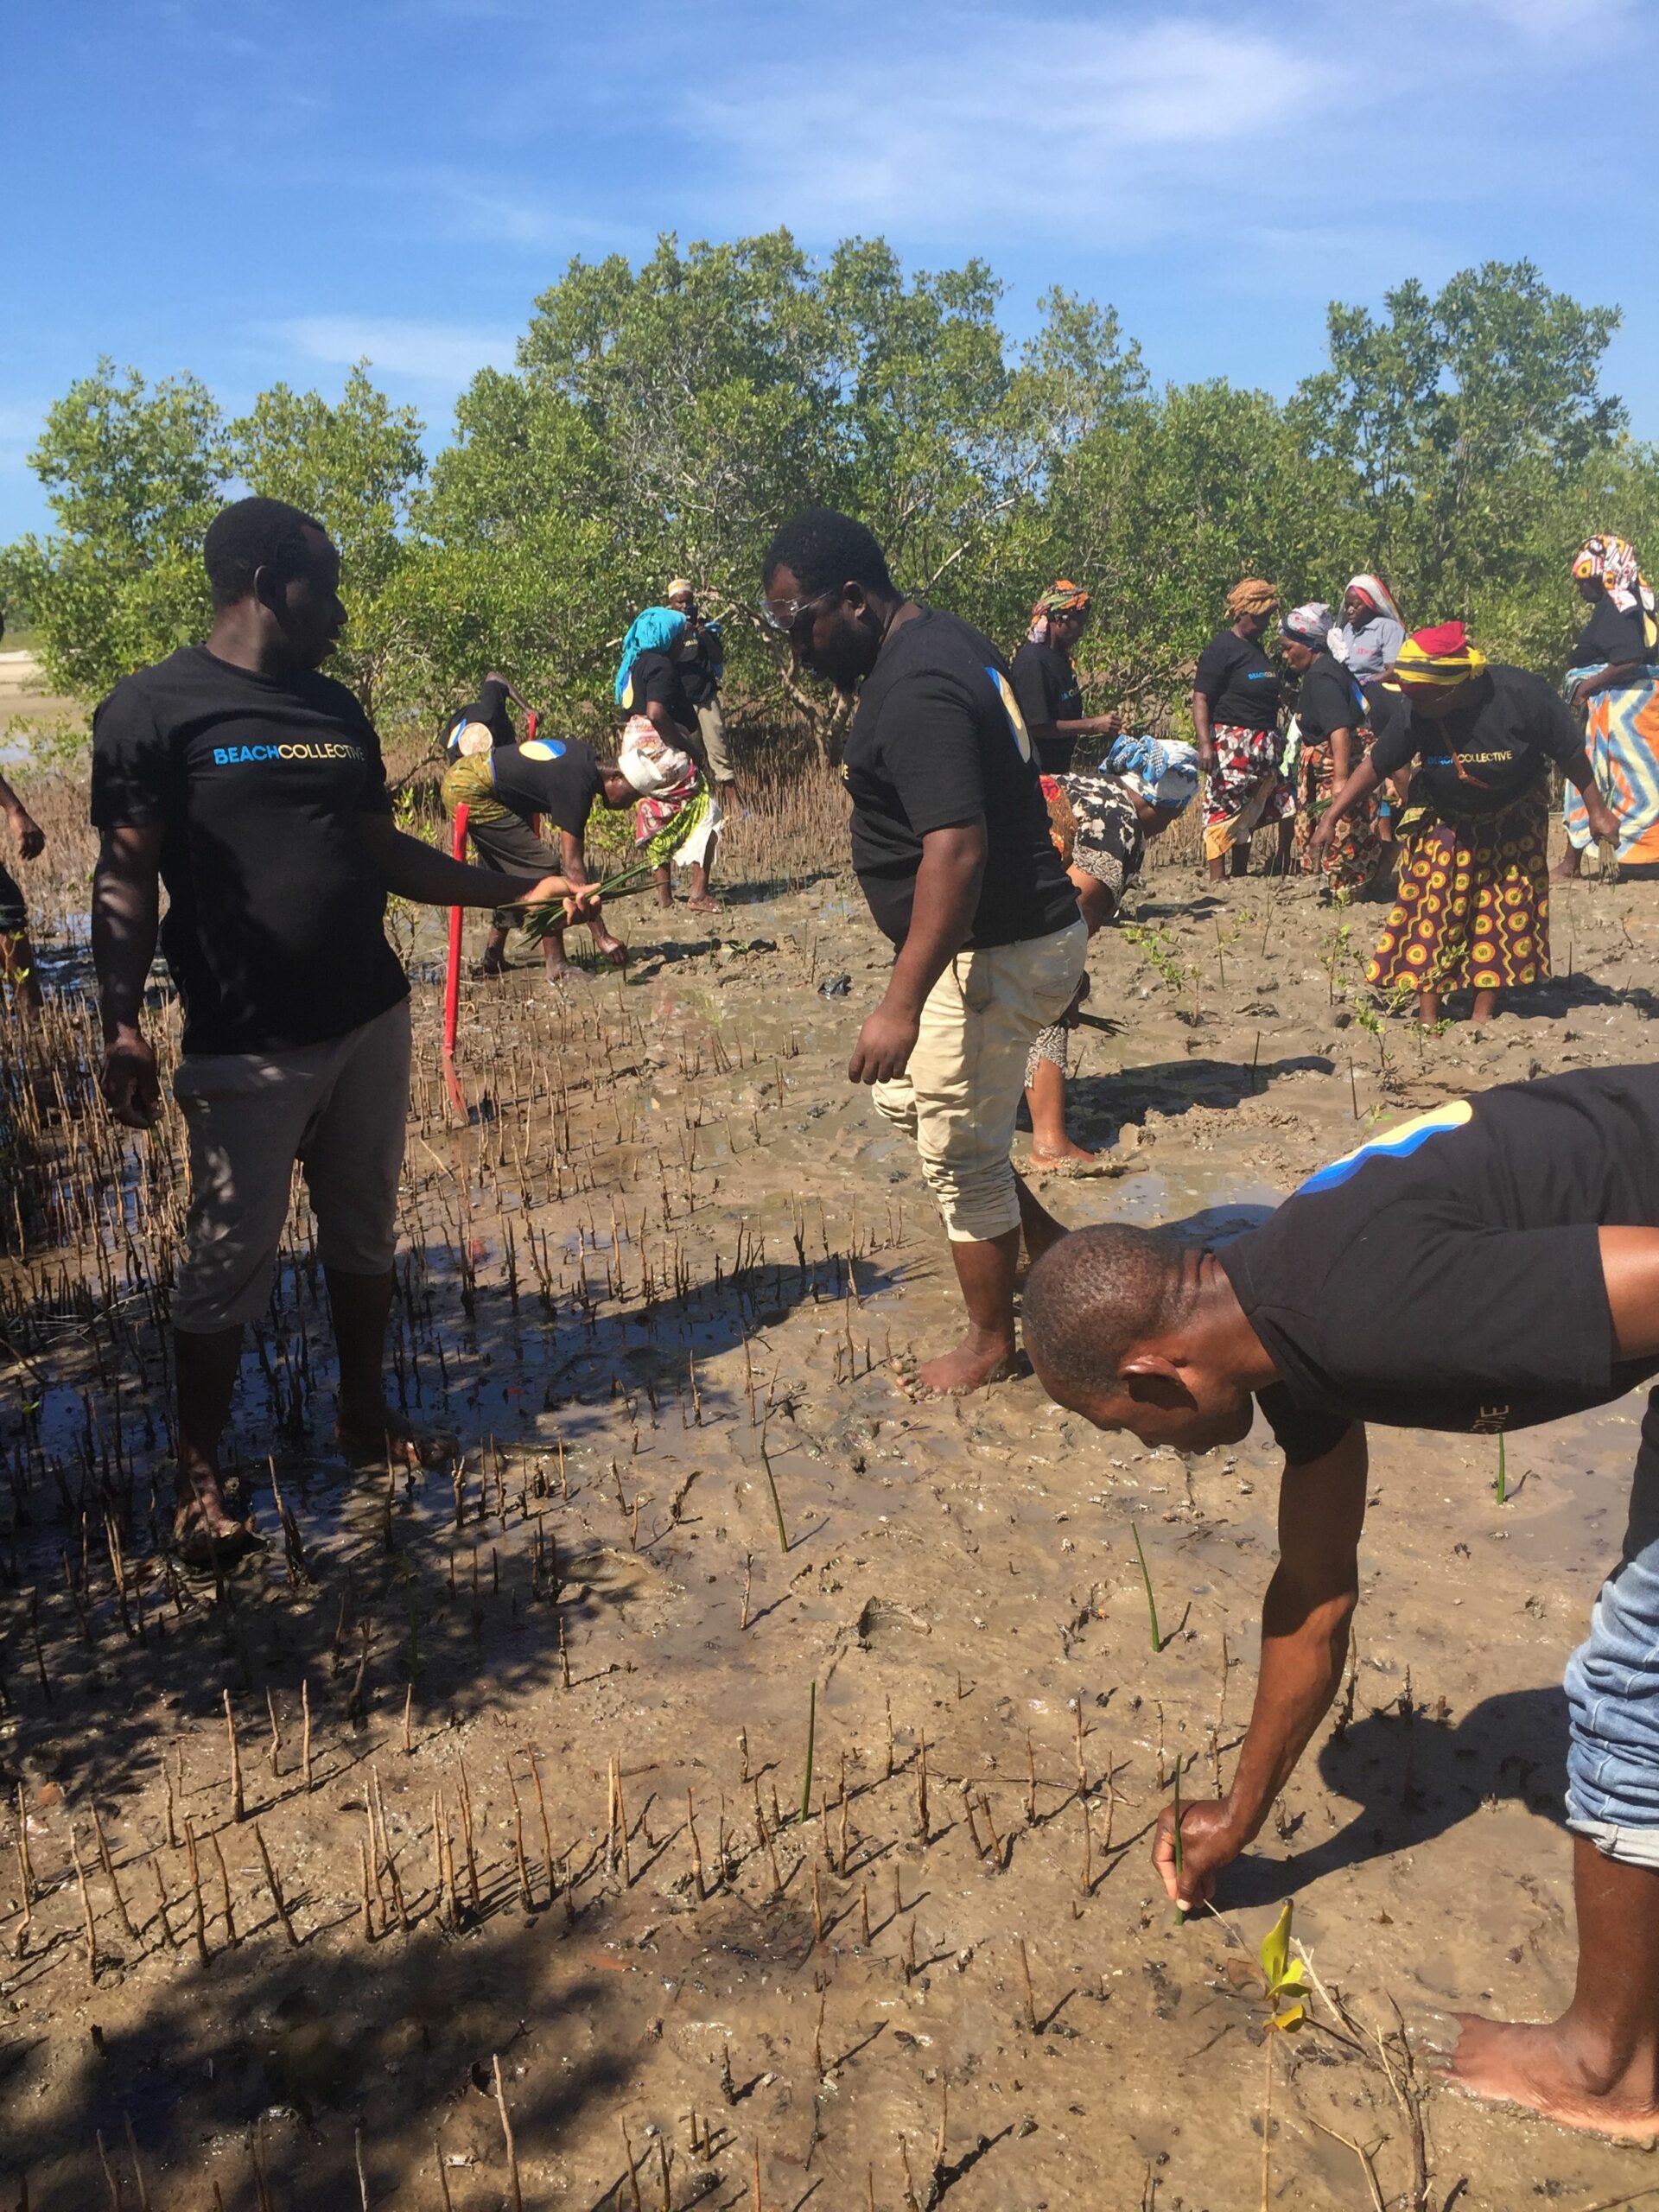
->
[488, 738, 604, 837]
[1220, 1066, 1659, 1465]
[620, 650, 695, 734]
[675, 627, 721, 709]
[1369, 663, 1582, 820]
[91, 645, 407, 1056]
[1294, 653, 1367, 747]
[1195, 631, 1281, 731]
[1010, 639, 1084, 773]
[1575, 594, 1656, 670]
[842, 607, 1081, 949]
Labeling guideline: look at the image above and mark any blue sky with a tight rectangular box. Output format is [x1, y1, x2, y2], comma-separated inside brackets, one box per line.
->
[3, 0, 1656, 543]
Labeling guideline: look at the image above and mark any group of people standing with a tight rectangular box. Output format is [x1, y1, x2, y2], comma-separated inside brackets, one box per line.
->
[1188, 555, 1652, 1031]
[45, 484, 1659, 2152]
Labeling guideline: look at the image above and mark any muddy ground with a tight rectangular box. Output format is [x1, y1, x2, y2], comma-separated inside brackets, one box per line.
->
[3, 770, 1659, 2211]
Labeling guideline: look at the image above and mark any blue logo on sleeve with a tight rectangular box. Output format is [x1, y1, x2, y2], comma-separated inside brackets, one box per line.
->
[1297, 1099, 1474, 1195]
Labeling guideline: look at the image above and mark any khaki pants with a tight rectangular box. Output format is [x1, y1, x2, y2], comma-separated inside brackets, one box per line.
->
[171, 1000, 411, 1333]
[871, 919, 1086, 1243]
[695, 701, 735, 785]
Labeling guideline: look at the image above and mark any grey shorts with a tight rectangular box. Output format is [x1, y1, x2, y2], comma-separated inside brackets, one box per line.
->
[171, 1000, 411, 1333]
[465, 810, 565, 931]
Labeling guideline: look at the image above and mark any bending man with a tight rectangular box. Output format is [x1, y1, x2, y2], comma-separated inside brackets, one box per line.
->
[1023, 1066, 1659, 2140]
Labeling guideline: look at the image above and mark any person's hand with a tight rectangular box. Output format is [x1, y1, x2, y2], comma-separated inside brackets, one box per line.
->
[1093, 710, 1123, 740]
[848, 1001, 921, 1085]
[101, 1029, 160, 1128]
[1198, 743, 1217, 779]
[9, 810, 42, 861]
[1153, 1796, 1248, 1915]
[1585, 793, 1622, 846]
[1570, 677, 1598, 710]
[1307, 814, 1335, 857]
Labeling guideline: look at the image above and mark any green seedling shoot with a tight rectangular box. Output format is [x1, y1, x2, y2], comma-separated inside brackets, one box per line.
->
[799, 1678, 817, 1824]
[1131, 1522, 1163, 1653]
[1259, 1901, 1308, 2032]
[1496, 1432, 1507, 1506]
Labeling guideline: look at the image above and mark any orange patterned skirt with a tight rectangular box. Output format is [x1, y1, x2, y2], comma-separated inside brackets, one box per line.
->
[1366, 791, 1548, 995]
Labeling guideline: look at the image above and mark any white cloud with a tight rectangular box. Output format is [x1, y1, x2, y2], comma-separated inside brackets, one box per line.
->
[271, 315, 519, 383]
[681, 16, 1346, 238]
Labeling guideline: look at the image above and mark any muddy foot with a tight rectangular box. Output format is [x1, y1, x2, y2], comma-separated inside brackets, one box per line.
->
[1029, 1138, 1099, 1168]
[468, 959, 510, 981]
[903, 1340, 1027, 1401]
[1440, 2014, 1659, 2141]
[173, 1498, 263, 1572]
[337, 1410, 459, 1471]
[685, 896, 723, 913]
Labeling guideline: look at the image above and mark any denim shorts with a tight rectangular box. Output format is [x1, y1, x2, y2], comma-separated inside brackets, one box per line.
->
[1564, 1387, 1659, 1861]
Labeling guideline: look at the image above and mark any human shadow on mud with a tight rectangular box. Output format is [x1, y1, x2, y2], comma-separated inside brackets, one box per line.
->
[0, 1866, 724, 2212]
[0, 1221, 912, 1815]
[1072, 1053, 1336, 1135]
[1217, 1685, 1570, 1909]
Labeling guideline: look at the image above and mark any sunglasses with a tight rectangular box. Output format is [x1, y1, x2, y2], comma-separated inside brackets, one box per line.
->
[760, 590, 831, 638]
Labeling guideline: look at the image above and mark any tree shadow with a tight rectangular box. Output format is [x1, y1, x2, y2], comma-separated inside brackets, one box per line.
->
[1217, 1685, 1570, 1909]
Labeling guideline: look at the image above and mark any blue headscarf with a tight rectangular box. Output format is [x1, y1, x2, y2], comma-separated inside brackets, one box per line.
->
[614, 607, 688, 705]
[1106, 733, 1200, 813]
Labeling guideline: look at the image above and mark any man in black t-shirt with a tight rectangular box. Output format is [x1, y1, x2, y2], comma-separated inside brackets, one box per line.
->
[1023, 1066, 1659, 2141]
[760, 508, 1086, 1399]
[92, 498, 591, 1565]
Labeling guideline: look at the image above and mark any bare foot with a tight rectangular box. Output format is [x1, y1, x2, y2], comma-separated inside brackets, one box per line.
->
[1030, 1136, 1098, 1167]
[173, 1489, 261, 1569]
[655, 890, 675, 911]
[1551, 855, 1584, 883]
[685, 895, 722, 913]
[337, 1408, 459, 1470]
[903, 1334, 1025, 1401]
[1440, 2013, 1659, 2140]
[468, 957, 509, 980]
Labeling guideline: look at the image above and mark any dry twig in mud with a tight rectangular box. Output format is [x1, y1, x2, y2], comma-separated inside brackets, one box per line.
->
[1302, 2116, 1387, 2212]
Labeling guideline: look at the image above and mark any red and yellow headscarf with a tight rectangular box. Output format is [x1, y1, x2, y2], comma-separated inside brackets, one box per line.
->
[1384, 620, 1487, 693]
[1027, 580, 1092, 645]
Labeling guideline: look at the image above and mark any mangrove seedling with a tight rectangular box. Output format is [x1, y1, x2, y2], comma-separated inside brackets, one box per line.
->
[1131, 1522, 1163, 1653]
[799, 1679, 817, 1825]
[1258, 1901, 1307, 2032]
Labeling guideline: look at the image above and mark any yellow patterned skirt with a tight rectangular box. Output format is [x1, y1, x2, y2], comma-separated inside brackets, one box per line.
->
[1366, 790, 1548, 995]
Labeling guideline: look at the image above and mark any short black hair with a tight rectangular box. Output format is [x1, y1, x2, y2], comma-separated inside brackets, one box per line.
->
[1022, 1225, 1192, 1401]
[761, 508, 895, 599]
[203, 497, 326, 608]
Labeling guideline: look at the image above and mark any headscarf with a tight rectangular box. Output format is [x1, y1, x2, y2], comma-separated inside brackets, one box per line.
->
[1226, 578, 1279, 620]
[1384, 620, 1488, 693]
[1572, 535, 1656, 620]
[665, 577, 696, 602]
[1106, 733, 1200, 814]
[618, 715, 696, 798]
[1027, 580, 1091, 645]
[1281, 601, 1334, 651]
[613, 607, 688, 704]
[1344, 573, 1405, 627]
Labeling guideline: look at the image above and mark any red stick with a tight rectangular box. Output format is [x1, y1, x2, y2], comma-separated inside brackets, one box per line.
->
[443, 801, 470, 1114]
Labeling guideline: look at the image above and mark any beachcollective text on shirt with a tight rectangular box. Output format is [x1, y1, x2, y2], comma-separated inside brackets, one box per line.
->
[212, 741, 371, 766]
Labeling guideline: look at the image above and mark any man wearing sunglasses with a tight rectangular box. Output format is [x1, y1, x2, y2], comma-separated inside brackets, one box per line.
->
[760, 508, 1086, 1397]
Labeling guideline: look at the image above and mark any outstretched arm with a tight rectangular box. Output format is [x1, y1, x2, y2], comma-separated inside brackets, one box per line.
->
[1561, 746, 1622, 843]
[1308, 753, 1382, 851]
[1154, 1422, 1369, 1910]
[358, 813, 593, 913]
